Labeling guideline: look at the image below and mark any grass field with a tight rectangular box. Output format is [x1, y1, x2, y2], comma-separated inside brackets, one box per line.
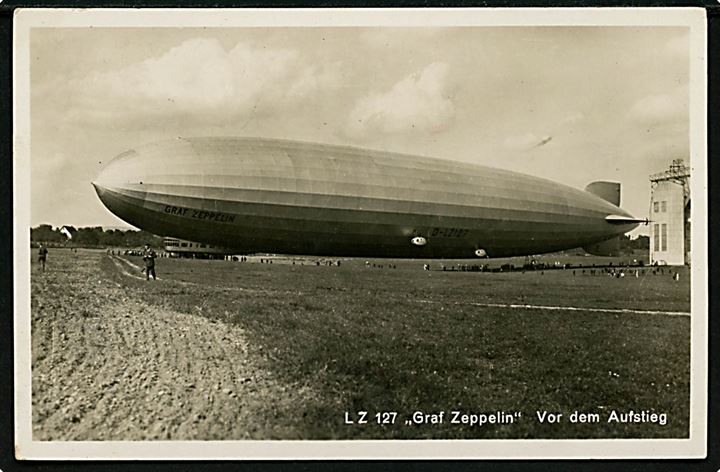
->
[97, 251, 690, 439]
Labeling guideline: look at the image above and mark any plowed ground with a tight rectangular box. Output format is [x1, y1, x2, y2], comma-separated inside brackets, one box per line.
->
[31, 249, 313, 440]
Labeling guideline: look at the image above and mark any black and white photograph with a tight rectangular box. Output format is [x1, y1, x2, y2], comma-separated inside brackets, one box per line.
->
[13, 7, 708, 460]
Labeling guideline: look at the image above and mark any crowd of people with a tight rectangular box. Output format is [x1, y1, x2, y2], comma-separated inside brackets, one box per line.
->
[365, 261, 397, 269]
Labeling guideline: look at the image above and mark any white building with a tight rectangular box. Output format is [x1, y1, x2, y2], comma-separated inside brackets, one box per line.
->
[649, 160, 690, 266]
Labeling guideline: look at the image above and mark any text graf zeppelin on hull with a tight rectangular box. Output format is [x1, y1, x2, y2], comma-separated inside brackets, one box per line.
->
[93, 137, 641, 258]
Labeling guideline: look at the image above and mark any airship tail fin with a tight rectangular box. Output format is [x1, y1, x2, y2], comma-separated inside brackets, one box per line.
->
[583, 182, 625, 255]
[585, 181, 621, 206]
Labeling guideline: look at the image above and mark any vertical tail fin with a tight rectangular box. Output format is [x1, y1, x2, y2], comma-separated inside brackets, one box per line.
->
[585, 181, 621, 206]
[583, 181, 622, 256]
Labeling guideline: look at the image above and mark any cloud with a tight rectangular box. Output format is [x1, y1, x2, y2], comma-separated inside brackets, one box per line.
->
[628, 92, 686, 126]
[345, 62, 455, 139]
[63, 38, 342, 127]
[287, 62, 343, 99]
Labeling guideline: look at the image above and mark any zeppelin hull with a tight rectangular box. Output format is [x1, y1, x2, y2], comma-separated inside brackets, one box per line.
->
[93, 137, 638, 258]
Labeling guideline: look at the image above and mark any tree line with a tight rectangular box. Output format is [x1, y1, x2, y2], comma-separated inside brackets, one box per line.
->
[619, 234, 650, 252]
[30, 223, 650, 254]
[31, 224, 164, 248]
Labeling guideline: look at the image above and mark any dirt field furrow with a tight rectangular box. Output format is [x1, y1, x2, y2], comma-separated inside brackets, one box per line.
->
[32, 249, 306, 440]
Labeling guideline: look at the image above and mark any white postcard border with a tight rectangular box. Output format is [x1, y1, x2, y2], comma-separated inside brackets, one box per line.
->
[13, 7, 708, 461]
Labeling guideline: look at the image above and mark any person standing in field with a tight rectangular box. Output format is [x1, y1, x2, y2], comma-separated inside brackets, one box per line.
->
[37, 244, 48, 271]
[142, 243, 157, 281]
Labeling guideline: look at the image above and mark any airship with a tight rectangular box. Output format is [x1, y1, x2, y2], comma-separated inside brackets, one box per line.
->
[93, 137, 642, 259]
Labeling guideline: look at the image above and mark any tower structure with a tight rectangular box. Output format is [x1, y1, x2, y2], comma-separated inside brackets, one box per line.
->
[649, 159, 690, 265]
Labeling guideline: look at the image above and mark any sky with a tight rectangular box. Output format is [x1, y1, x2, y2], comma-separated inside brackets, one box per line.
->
[29, 26, 690, 236]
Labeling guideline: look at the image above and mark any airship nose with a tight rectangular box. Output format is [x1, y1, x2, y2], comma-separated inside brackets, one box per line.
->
[92, 181, 114, 210]
[93, 147, 150, 223]
[92, 156, 121, 206]
[92, 178, 123, 220]
[92, 181, 105, 197]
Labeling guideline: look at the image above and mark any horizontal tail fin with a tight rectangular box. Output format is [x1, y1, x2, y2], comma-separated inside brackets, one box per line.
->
[582, 182, 643, 256]
[605, 215, 649, 225]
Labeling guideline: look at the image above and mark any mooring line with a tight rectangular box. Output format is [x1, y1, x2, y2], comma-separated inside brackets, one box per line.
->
[416, 299, 690, 317]
[109, 255, 149, 281]
[108, 255, 295, 295]
[118, 256, 147, 274]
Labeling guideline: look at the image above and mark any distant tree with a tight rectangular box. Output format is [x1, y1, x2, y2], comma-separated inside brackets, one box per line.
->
[616, 234, 650, 254]
[102, 229, 124, 247]
[127, 229, 160, 246]
[73, 227, 102, 246]
[31, 225, 166, 248]
[618, 235, 633, 254]
[31, 224, 62, 243]
[631, 235, 650, 250]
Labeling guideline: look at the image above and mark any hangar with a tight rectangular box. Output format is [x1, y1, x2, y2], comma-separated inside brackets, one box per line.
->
[163, 237, 231, 259]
